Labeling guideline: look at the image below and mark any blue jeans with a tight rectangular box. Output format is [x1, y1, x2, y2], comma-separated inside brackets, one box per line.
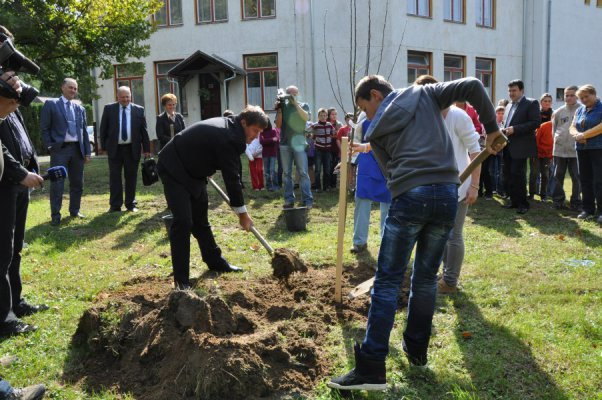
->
[263, 156, 277, 190]
[280, 145, 313, 205]
[353, 196, 390, 246]
[0, 379, 13, 398]
[362, 184, 458, 361]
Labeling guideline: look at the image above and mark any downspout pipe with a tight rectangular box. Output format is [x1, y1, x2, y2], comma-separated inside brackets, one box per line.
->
[310, 0, 316, 118]
[545, 0, 552, 93]
[223, 70, 237, 110]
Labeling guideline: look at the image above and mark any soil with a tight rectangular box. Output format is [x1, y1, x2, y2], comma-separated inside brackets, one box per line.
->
[271, 248, 308, 285]
[64, 263, 405, 399]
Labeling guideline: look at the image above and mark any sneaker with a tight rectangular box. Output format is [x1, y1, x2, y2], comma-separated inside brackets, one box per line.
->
[13, 301, 49, 318]
[577, 211, 594, 220]
[0, 320, 37, 337]
[437, 278, 457, 294]
[8, 384, 46, 400]
[402, 340, 427, 368]
[350, 244, 368, 254]
[484, 194, 493, 200]
[327, 343, 386, 391]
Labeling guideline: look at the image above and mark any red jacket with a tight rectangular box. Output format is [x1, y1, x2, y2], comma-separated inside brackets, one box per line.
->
[536, 121, 553, 158]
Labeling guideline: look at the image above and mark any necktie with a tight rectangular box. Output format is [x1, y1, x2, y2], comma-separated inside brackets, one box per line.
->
[65, 101, 78, 139]
[121, 106, 128, 142]
[505, 102, 517, 128]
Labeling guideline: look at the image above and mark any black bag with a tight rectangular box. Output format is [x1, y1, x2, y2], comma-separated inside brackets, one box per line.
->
[141, 157, 159, 186]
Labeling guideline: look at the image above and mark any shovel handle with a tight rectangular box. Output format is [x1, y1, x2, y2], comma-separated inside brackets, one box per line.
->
[208, 177, 274, 256]
[459, 132, 508, 183]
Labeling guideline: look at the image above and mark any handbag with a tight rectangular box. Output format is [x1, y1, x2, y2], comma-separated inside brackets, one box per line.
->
[141, 157, 159, 186]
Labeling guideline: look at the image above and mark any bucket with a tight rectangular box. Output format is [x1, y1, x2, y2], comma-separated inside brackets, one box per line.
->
[283, 207, 308, 232]
[162, 214, 173, 234]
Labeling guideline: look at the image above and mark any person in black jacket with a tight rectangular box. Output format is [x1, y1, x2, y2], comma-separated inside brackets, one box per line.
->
[156, 93, 185, 150]
[157, 105, 268, 290]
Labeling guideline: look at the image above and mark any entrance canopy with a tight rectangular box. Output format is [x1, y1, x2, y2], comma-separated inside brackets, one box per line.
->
[168, 50, 246, 86]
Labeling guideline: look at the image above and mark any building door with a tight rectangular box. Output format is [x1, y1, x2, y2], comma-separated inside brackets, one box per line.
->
[199, 74, 222, 119]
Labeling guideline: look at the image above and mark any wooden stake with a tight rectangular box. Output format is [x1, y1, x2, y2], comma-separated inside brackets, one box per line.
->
[335, 137, 350, 303]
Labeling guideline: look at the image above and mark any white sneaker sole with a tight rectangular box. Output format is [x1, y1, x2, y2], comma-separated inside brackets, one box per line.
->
[327, 381, 387, 391]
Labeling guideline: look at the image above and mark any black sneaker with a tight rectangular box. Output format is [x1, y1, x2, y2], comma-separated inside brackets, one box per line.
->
[0, 320, 37, 337]
[14, 301, 49, 318]
[402, 340, 427, 368]
[327, 343, 386, 391]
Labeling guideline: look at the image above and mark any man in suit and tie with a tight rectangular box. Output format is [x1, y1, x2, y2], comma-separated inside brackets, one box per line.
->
[99, 86, 150, 212]
[502, 79, 541, 214]
[40, 78, 90, 225]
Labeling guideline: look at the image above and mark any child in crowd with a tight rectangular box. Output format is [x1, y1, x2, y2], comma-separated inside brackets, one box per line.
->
[259, 119, 280, 191]
[310, 108, 336, 192]
[245, 135, 264, 190]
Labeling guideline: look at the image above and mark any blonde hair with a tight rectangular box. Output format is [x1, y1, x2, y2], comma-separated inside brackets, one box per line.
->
[161, 93, 177, 107]
[577, 84, 596, 97]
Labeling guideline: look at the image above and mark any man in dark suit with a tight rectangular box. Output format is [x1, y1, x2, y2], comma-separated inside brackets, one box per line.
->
[156, 93, 185, 150]
[502, 79, 541, 214]
[157, 105, 268, 290]
[40, 78, 90, 225]
[99, 86, 150, 212]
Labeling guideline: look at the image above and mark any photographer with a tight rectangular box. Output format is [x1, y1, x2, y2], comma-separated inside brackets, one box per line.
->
[275, 85, 313, 208]
[0, 25, 48, 338]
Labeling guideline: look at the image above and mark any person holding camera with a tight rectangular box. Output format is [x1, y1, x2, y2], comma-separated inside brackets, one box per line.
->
[275, 85, 313, 208]
[0, 25, 49, 338]
[40, 78, 90, 226]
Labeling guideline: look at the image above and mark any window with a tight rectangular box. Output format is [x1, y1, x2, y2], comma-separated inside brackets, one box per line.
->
[556, 88, 565, 102]
[242, 0, 275, 19]
[244, 53, 278, 111]
[115, 63, 146, 108]
[444, 0, 464, 23]
[155, 0, 183, 27]
[476, 57, 495, 99]
[407, 51, 431, 85]
[155, 61, 188, 115]
[197, 0, 228, 23]
[407, 0, 431, 17]
[444, 54, 465, 81]
[476, 0, 494, 28]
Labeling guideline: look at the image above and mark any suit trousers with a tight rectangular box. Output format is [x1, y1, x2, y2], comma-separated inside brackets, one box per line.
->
[108, 144, 139, 210]
[503, 151, 529, 208]
[159, 170, 229, 285]
[50, 142, 85, 219]
[0, 183, 29, 324]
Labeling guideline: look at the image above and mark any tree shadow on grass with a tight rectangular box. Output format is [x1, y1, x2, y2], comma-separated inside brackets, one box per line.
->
[449, 291, 569, 400]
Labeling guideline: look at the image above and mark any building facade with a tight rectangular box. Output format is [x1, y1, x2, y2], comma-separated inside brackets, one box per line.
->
[92, 0, 602, 143]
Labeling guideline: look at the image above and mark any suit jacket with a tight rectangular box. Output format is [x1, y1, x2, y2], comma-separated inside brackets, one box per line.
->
[40, 98, 90, 157]
[158, 116, 246, 206]
[504, 97, 540, 159]
[0, 110, 38, 185]
[99, 102, 150, 160]
[156, 111, 185, 148]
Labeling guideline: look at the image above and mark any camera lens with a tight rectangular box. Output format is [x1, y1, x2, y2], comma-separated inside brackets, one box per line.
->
[18, 83, 39, 107]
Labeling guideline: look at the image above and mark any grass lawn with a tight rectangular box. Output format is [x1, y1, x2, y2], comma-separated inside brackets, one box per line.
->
[1, 157, 601, 399]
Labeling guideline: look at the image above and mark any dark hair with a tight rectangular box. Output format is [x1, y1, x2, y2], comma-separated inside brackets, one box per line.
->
[263, 118, 272, 131]
[222, 109, 234, 117]
[508, 79, 524, 91]
[327, 107, 338, 121]
[238, 105, 269, 129]
[413, 74, 439, 85]
[355, 75, 394, 102]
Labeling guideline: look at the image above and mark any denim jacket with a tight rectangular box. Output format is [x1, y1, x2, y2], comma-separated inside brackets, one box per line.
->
[575, 99, 602, 150]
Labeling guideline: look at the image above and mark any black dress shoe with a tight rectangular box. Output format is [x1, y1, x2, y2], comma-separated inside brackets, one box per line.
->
[0, 320, 37, 337]
[108, 207, 121, 212]
[208, 264, 243, 273]
[70, 212, 86, 218]
[502, 203, 518, 209]
[14, 301, 49, 318]
[50, 218, 60, 226]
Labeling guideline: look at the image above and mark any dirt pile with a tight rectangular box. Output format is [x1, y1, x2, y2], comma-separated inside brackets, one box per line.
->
[66, 267, 376, 399]
[271, 247, 308, 285]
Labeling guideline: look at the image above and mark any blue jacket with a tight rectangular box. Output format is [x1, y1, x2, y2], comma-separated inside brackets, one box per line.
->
[575, 99, 602, 150]
[356, 119, 391, 203]
[40, 98, 90, 157]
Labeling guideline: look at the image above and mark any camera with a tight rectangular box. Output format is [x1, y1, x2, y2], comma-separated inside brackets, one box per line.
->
[0, 33, 40, 107]
[276, 88, 292, 106]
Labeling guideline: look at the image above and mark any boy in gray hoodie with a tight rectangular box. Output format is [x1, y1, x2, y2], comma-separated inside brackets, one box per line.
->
[329, 75, 502, 391]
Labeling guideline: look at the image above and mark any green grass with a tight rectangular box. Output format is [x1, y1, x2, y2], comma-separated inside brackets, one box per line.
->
[1, 157, 601, 399]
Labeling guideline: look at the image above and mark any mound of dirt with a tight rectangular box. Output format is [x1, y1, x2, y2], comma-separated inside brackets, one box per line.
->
[65, 266, 384, 399]
[271, 247, 308, 284]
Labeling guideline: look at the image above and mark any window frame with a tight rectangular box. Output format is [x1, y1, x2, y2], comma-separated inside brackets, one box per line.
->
[243, 53, 279, 111]
[154, 0, 183, 28]
[195, 0, 229, 24]
[443, 54, 466, 82]
[444, 0, 465, 23]
[241, 0, 276, 20]
[154, 60, 188, 116]
[407, 0, 432, 18]
[476, 0, 495, 28]
[475, 57, 495, 100]
[114, 64, 145, 108]
[407, 50, 432, 86]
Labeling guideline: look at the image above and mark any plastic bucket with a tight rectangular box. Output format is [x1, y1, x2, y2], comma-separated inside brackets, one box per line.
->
[283, 207, 308, 232]
[162, 214, 173, 234]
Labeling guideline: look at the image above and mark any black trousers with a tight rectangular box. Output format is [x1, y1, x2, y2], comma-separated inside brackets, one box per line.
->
[108, 144, 139, 210]
[159, 170, 228, 285]
[0, 183, 29, 324]
[503, 151, 529, 208]
[577, 148, 602, 215]
[479, 154, 493, 196]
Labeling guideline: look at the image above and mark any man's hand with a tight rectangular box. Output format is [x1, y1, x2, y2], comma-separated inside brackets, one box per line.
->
[351, 142, 370, 154]
[485, 131, 507, 155]
[238, 212, 253, 231]
[20, 172, 44, 188]
[0, 71, 22, 94]
[504, 126, 514, 136]
[465, 186, 478, 205]
[85, 155, 91, 164]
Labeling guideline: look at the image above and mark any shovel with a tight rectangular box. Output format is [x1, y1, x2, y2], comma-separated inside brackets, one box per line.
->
[208, 177, 307, 283]
[347, 132, 508, 300]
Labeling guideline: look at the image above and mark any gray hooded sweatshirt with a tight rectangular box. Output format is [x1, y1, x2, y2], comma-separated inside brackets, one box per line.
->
[364, 77, 498, 199]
